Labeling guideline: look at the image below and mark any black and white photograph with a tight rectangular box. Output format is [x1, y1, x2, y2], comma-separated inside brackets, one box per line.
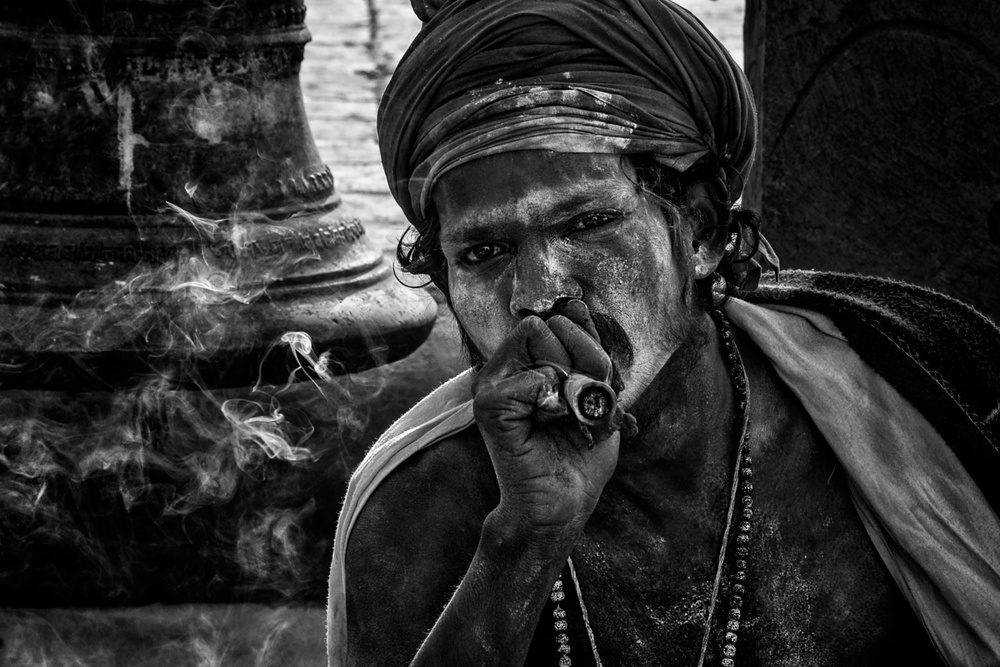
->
[1, 0, 998, 665]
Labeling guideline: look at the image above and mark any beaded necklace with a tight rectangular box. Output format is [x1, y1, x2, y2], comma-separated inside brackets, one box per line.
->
[548, 310, 753, 667]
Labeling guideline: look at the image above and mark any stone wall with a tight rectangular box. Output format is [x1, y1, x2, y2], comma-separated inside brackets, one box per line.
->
[746, 0, 1000, 322]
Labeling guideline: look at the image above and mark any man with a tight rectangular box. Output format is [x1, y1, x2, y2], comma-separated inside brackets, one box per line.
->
[327, 0, 1000, 665]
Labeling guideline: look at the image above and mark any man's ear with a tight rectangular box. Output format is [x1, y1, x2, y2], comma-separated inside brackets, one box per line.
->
[685, 180, 728, 280]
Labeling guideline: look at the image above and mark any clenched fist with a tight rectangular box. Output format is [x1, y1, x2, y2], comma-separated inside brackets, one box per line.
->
[472, 299, 634, 545]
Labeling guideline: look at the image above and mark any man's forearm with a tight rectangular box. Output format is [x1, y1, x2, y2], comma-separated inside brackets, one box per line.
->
[410, 509, 577, 667]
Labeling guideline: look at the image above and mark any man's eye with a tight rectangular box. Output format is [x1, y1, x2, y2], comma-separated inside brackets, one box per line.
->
[460, 243, 506, 265]
[569, 210, 622, 232]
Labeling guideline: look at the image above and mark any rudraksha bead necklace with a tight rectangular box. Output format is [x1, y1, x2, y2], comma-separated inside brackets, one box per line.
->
[707, 308, 754, 667]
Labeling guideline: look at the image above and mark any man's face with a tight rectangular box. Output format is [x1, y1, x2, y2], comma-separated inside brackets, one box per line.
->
[433, 151, 701, 406]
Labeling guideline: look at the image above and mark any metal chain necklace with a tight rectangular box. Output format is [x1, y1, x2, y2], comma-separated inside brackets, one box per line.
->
[548, 309, 753, 667]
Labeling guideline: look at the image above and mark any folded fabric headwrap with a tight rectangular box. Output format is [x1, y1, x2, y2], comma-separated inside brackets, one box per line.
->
[378, 0, 758, 232]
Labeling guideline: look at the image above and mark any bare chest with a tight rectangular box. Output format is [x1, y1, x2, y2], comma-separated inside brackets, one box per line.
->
[565, 372, 937, 666]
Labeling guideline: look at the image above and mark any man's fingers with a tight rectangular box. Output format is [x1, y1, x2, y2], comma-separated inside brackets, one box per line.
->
[474, 309, 613, 404]
[473, 366, 573, 433]
[524, 319, 573, 374]
[559, 298, 601, 343]
[476, 317, 570, 384]
[546, 315, 613, 383]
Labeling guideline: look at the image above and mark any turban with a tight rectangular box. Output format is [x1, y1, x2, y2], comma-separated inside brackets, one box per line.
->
[378, 0, 758, 231]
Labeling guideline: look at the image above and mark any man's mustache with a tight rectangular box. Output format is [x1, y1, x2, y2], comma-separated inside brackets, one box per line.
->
[548, 297, 635, 375]
[589, 311, 635, 373]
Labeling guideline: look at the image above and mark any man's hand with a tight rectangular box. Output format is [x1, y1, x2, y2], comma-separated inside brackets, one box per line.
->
[349, 301, 629, 667]
[472, 299, 622, 546]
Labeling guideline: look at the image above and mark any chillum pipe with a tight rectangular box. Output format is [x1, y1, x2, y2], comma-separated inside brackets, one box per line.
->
[563, 373, 617, 429]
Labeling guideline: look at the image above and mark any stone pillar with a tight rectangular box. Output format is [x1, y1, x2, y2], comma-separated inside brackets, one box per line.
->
[745, 0, 1000, 322]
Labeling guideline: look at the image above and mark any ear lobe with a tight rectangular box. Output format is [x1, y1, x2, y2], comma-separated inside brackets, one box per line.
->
[692, 237, 726, 280]
[685, 181, 728, 279]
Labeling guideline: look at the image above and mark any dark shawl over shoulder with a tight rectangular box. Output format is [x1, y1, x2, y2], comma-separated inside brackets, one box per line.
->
[744, 269, 1000, 511]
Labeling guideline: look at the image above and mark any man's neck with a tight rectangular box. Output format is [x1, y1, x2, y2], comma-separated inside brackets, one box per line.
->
[620, 311, 736, 463]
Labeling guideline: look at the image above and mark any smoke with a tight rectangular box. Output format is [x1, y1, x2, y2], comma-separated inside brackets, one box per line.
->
[0, 2, 430, 664]
[1, 204, 326, 362]
[276, 331, 335, 384]
[222, 397, 315, 465]
[0, 203, 385, 606]
[0, 604, 327, 666]
[0, 343, 363, 605]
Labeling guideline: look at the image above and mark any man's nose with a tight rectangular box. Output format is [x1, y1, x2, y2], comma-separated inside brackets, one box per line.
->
[508, 250, 582, 319]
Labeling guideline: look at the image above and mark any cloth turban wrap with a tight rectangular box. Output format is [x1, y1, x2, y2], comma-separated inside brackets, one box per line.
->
[378, 0, 758, 232]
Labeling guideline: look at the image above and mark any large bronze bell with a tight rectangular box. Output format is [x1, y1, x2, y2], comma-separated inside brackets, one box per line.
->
[0, 0, 447, 625]
[0, 0, 436, 390]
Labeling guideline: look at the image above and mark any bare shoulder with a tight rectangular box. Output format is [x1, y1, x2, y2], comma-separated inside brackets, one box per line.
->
[344, 425, 499, 665]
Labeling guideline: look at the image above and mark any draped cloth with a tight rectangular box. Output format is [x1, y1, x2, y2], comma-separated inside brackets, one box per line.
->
[377, 0, 757, 230]
[326, 282, 1000, 666]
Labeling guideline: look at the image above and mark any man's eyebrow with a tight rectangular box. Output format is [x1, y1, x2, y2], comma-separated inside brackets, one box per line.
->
[441, 188, 630, 246]
[548, 190, 628, 218]
[441, 222, 503, 247]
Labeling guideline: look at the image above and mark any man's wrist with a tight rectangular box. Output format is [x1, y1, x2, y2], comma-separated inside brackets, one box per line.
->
[480, 506, 581, 567]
